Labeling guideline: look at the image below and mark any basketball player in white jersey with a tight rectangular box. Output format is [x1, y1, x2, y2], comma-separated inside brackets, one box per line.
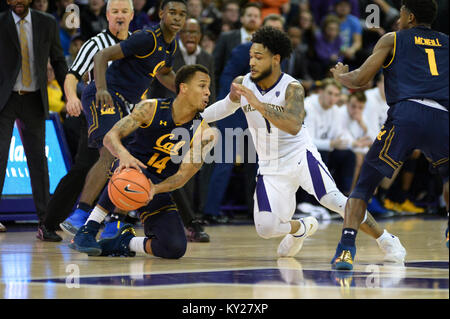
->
[201, 26, 406, 261]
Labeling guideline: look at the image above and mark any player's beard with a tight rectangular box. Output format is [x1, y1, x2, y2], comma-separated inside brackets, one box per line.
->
[250, 65, 273, 84]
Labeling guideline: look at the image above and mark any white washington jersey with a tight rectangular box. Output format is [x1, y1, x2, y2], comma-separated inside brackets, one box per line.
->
[241, 72, 314, 170]
[240, 73, 338, 221]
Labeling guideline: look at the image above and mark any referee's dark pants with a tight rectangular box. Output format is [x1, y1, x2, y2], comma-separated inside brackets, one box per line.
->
[43, 114, 99, 231]
[0, 91, 49, 223]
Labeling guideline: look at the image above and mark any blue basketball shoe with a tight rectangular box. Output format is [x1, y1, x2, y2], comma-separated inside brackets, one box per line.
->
[99, 220, 121, 239]
[68, 221, 102, 256]
[331, 242, 356, 271]
[98, 224, 136, 257]
[60, 208, 90, 236]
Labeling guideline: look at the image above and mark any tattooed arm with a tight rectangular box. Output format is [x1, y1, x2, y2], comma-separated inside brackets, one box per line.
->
[152, 122, 218, 196]
[232, 81, 306, 135]
[103, 99, 157, 172]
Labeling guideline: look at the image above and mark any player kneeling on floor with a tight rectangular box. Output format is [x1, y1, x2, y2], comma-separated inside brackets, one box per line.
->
[69, 64, 218, 258]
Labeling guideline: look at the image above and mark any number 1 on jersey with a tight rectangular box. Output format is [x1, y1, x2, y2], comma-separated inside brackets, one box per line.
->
[425, 48, 439, 76]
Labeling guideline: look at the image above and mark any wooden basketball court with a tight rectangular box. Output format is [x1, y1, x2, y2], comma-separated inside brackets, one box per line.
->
[0, 216, 448, 299]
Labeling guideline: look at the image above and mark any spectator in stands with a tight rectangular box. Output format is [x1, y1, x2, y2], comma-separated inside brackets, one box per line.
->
[303, 78, 346, 164]
[200, 29, 216, 54]
[213, 2, 261, 92]
[47, 61, 65, 117]
[200, 0, 222, 36]
[298, 9, 316, 50]
[187, 0, 202, 20]
[249, 0, 290, 20]
[364, 72, 388, 141]
[333, 0, 362, 69]
[286, 25, 314, 93]
[32, 0, 49, 12]
[80, 0, 107, 39]
[335, 91, 373, 194]
[66, 33, 85, 66]
[129, 0, 151, 32]
[309, 0, 359, 26]
[59, 11, 79, 59]
[219, 0, 241, 33]
[53, 0, 74, 21]
[313, 14, 343, 79]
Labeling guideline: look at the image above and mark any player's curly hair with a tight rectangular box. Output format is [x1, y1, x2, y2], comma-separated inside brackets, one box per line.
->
[251, 26, 293, 61]
[402, 0, 438, 25]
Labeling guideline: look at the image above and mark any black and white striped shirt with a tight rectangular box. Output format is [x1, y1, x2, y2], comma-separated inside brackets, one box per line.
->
[69, 29, 131, 83]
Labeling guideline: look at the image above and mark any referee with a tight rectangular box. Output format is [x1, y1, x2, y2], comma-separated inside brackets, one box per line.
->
[37, 0, 134, 241]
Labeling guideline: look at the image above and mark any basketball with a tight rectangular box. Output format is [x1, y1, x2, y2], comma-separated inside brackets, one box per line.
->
[107, 168, 151, 211]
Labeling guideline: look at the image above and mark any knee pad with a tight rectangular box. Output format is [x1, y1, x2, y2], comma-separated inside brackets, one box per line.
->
[254, 211, 289, 239]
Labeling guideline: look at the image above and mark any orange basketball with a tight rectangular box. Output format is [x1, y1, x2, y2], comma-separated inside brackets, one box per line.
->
[107, 168, 151, 211]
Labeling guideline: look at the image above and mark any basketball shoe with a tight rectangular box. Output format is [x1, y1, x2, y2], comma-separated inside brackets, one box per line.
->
[331, 242, 356, 270]
[277, 216, 319, 257]
[185, 219, 210, 242]
[376, 231, 406, 263]
[69, 220, 102, 256]
[99, 220, 121, 239]
[98, 224, 136, 257]
[60, 208, 90, 236]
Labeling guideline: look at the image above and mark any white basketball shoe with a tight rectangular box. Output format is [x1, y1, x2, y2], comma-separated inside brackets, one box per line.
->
[377, 231, 407, 263]
[277, 216, 319, 257]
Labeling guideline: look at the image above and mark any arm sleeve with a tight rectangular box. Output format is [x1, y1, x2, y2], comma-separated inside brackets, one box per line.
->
[200, 94, 241, 123]
[120, 29, 157, 58]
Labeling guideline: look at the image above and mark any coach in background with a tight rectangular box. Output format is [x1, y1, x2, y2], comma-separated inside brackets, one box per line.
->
[0, 0, 67, 233]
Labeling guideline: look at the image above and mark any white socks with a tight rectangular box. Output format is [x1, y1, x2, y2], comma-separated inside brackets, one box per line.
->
[85, 206, 107, 224]
[292, 220, 306, 237]
[129, 237, 147, 254]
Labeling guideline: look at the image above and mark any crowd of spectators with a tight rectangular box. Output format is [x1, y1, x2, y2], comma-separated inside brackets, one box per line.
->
[2, 0, 447, 225]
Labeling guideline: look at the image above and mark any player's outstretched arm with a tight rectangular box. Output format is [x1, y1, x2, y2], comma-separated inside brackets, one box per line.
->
[233, 81, 305, 135]
[152, 123, 219, 196]
[331, 32, 395, 89]
[200, 76, 243, 123]
[94, 44, 125, 107]
[103, 99, 157, 172]
[156, 66, 177, 93]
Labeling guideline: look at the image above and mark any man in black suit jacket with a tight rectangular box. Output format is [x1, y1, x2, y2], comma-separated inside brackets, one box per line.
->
[212, 2, 261, 92]
[0, 0, 67, 232]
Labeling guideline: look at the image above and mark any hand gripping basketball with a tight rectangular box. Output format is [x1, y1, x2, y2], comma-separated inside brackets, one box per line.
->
[108, 168, 153, 211]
